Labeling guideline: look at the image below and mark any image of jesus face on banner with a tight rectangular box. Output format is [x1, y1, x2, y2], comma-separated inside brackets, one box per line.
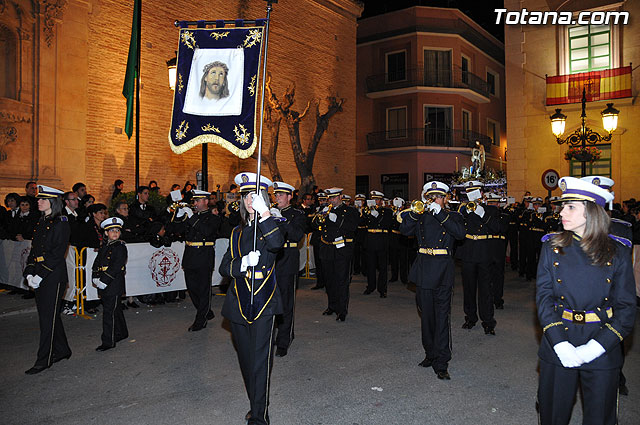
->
[183, 48, 244, 116]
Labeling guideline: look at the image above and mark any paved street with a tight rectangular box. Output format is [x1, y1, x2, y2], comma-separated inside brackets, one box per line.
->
[1, 267, 639, 425]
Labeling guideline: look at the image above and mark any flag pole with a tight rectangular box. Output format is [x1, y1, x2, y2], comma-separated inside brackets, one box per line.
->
[135, 0, 141, 190]
[250, 0, 276, 309]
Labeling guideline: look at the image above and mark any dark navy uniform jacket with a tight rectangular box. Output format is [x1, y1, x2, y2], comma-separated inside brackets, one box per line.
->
[319, 203, 360, 250]
[92, 239, 127, 297]
[399, 208, 465, 289]
[220, 216, 284, 324]
[275, 205, 306, 275]
[364, 206, 394, 248]
[536, 233, 636, 369]
[173, 210, 221, 270]
[456, 203, 501, 262]
[23, 215, 70, 284]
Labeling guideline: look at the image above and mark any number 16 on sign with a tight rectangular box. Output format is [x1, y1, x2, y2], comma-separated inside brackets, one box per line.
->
[541, 169, 559, 197]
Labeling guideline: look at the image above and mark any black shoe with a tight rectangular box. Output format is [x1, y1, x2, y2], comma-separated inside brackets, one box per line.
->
[206, 310, 215, 320]
[619, 384, 629, 396]
[188, 321, 207, 332]
[336, 314, 346, 322]
[462, 321, 476, 329]
[380, 293, 387, 298]
[126, 301, 139, 308]
[418, 356, 434, 368]
[95, 345, 114, 352]
[495, 302, 504, 310]
[363, 289, 374, 295]
[436, 370, 451, 380]
[52, 353, 71, 363]
[310, 285, 324, 290]
[22, 292, 35, 299]
[275, 347, 288, 357]
[25, 365, 49, 375]
[389, 277, 398, 282]
[483, 326, 496, 335]
[322, 308, 335, 316]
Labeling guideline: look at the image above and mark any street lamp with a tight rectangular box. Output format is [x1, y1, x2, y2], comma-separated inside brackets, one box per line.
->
[166, 55, 177, 90]
[550, 87, 619, 177]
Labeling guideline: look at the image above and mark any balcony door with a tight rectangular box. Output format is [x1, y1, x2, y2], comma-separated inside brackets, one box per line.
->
[424, 106, 452, 146]
[424, 49, 451, 87]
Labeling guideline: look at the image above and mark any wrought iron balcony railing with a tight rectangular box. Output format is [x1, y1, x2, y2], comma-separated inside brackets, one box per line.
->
[366, 128, 492, 151]
[366, 66, 490, 97]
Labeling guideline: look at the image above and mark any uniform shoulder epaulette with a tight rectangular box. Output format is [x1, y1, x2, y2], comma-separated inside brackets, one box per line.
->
[541, 232, 561, 243]
[59, 215, 68, 222]
[608, 234, 632, 248]
[610, 218, 632, 227]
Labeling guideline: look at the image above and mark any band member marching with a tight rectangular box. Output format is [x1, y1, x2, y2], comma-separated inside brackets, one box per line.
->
[363, 190, 394, 298]
[220, 172, 284, 425]
[23, 185, 72, 374]
[92, 217, 129, 351]
[399, 182, 465, 380]
[171, 189, 221, 332]
[316, 188, 359, 321]
[271, 181, 307, 357]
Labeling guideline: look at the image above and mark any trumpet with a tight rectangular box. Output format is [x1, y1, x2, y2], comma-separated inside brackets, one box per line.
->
[396, 199, 427, 223]
[168, 201, 189, 213]
[466, 201, 477, 212]
[316, 203, 333, 223]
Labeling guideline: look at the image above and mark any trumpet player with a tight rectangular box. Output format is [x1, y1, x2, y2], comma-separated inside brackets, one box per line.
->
[389, 197, 406, 283]
[457, 180, 501, 335]
[271, 181, 307, 357]
[318, 188, 359, 321]
[309, 192, 328, 291]
[363, 190, 394, 298]
[399, 181, 465, 380]
[353, 194, 368, 276]
[171, 189, 221, 332]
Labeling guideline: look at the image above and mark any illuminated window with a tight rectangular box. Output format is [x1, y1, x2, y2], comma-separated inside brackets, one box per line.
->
[568, 24, 610, 73]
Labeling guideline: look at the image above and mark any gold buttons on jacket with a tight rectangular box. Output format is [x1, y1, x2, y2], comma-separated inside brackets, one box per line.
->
[553, 248, 559, 254]
[606, 278, 611, 283]
[560, 296, 565, 300]
[553, 262, 559, 267]
[556, 278, 562, 284]
[606, 261, 612, 266]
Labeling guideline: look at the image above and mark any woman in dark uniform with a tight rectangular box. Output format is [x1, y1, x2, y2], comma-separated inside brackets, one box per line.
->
[536, 176, 636, 424]
[92, 217, 129, 351]
[23, 185, 72, 375]
[220, 172, 283, 425]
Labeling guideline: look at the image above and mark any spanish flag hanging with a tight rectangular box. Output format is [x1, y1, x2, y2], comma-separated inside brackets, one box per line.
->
[546, 66, 631, 106]
[169, 23, 265, 158]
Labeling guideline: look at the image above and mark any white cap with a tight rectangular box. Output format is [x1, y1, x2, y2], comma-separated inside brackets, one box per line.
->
[465, 180, 484, 192]
[273, 181, 295, 194]
[191, 189, 211, 199]
[556, 176, 614, 207]
[234, 172, 273, 193]
[325, 187, 343, 197]
[101, 217, 124, 230]
[342, 194, 352, 200]
[36, 185, 64, 199]
[423, 181, 449, 196]
[581, 175, 615, 190]
[370, 190, 384, 199]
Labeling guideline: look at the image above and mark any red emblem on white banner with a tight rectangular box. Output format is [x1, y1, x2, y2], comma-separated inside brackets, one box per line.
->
[148, 248, 181, 287]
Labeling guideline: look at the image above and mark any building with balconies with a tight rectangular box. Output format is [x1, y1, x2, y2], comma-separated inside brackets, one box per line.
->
[356, 6, 506, 201]
[505, 0, 638, 200]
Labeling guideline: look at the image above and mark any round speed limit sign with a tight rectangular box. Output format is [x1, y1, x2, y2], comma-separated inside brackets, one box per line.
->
[541, 169, 560, 191]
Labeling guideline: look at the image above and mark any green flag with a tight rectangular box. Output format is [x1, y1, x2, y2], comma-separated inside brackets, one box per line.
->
[122, 0, 140, 139]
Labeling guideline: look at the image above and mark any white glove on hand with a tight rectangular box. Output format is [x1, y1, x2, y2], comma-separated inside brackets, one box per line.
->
[92, 278, 107, 289]
[32, 275, 42, 287]
[553, 341, 584, 368]
[473, 204, 485, 218]
[321, 206, 329, 213]
[26, 274, 34, 288]
[177, 207, 193, 218]
[241, 250, 261, 272]
[370, 209, 379, 218]
[575, 339, 606, 364]
[328, 212, 337, 222]
[427, 202, 441, 214]
[175, 207, 186, 217]
[270, 208, 282, 218]
[251, 194, 269, 215]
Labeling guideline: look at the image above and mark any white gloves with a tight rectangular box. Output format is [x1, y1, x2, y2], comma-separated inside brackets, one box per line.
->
[321, 206, 329, 213]
[251, 194, 269, 215]
[427, 202, 441, 214]
[92, 278, 107, 289]
[240, 250, 261, 272]
[528, 203, 534, 210]
[473, 204, 485, 218]
[553, 341, 584, 368]
[26, 274, 36, 289]
[31, 275, 42, 289]
[370, 209, 379, 218]
[176, 207, 193, 218]
[270, 208, 282, 218]
[575, 339, 606, 364]
[328, 212, 337, 222]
